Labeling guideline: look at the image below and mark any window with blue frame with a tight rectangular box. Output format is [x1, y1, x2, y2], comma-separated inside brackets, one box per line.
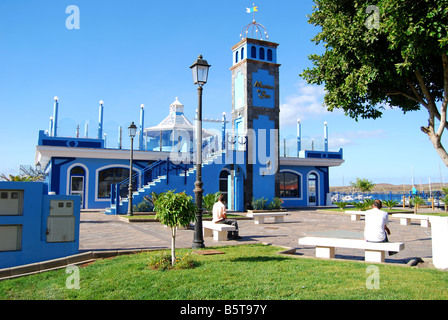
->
[279, 172, 301, 198]
[97, 167, 137, 198]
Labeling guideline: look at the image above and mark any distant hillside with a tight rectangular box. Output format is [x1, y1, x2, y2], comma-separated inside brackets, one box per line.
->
[330, 183, 446, 193]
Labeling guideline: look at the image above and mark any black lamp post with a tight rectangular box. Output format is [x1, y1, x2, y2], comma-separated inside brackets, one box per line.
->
[190, 55, 211, 249]
[127, 122, 137, 216]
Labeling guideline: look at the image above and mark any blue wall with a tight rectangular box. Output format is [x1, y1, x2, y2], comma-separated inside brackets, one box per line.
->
[0, 182, 80, 269]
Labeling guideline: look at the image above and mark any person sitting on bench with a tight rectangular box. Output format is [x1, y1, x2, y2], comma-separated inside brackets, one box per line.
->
[212, 194, 241, 240]
[364, 199, 397, 256]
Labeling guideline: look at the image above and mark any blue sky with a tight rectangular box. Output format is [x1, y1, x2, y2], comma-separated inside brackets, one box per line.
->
[0, 0, 446, 187]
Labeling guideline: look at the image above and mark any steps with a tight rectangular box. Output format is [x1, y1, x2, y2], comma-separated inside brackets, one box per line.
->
[105, 152, 224, 215]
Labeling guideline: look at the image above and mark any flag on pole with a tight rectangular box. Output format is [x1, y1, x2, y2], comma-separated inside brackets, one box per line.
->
[246, 6, 258, 13]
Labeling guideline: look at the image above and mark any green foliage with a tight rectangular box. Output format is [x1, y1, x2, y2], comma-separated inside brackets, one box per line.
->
[251, 197, 284, 210]
[268, 197, 284, 210]
[351, 201, 370, 211]
[0, 174, 35, 182]
[333, 201, 349, 210]
[251, 197, 269, 210]
[202, 192, 221, 212]
[383, 200, 398, 209]
[152, 190, 197, 266]
[133, 198, 154, 212]
[301, 0, 448, 165]
[350, 178, 375, 192]
[410, 196, 427, 214]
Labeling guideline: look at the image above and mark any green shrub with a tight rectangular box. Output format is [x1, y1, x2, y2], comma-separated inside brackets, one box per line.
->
[383, 200, 398, 210]
[333, 201, 349, 210]
[203, 192, 221, 212]
[251, 197, 268, 210]
[268, 197, 283, 210]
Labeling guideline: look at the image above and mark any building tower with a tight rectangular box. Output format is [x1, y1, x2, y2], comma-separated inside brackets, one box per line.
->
[230, 19, 281, 208]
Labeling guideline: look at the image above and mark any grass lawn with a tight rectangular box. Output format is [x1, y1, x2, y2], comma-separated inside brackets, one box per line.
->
[0, 244, 447, 300]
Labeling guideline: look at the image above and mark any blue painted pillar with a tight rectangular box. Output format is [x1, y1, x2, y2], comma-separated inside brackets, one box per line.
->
[52, 96, 59, 137]
[324, 121, 328, 152]
[84, 122, 89, 138]
[139, 104, 145, 151]
[98, 100, 104, 139]
[222, 112, 226, 151]
[49, 117, 54, 137]
[297, 118, 301, 156]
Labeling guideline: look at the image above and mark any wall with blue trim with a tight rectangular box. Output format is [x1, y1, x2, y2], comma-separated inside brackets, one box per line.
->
[0, 182, 80, 269]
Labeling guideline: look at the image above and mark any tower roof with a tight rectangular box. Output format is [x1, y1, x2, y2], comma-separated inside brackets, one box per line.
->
[240, 19, 269, 41]
[143, 98, 216, 138]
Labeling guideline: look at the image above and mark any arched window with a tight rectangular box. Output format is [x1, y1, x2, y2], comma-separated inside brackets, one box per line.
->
[97, 167, 137, 198]
[267, 49, 273, 61]
[235, 51, 239, 64]
[241, 47, 244, 60]
[279, 172, 301, 198]
[259, 47, 265, 60]
[251, 46, 256, 58]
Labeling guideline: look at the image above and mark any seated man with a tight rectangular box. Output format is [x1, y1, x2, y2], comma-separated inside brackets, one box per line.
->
[212, 194, 241, 240]
[364, 199, 397, 255]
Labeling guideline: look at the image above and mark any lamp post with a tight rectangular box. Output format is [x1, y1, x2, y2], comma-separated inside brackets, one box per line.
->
[190, 55, 211, 249]
[127, 122, 137, 216]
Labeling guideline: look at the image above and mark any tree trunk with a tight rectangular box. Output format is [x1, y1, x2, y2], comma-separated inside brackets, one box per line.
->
[171, 227, 177, 266]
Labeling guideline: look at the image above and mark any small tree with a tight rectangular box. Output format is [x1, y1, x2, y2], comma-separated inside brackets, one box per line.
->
[383, 200, 398, 210]
[153, 191, 196, 266]
[410, 196, 427, 214]
[350, 178, 376, 192]
[334, 201, 349, 211]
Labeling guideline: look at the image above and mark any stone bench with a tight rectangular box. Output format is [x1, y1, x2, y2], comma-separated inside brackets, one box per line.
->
[246, 212, 290, 224]
[298, 236, 405, 263]
[202, 221, 236, 241]
[392, 214, 431, 228]
[345, 211, 364, 221]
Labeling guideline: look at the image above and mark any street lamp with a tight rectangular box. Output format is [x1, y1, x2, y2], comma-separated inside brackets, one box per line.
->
[190, 55, 211, 249]
[127, 122, 137, 216]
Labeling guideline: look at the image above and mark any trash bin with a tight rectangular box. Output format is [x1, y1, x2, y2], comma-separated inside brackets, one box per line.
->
[429, 216, 448, 270]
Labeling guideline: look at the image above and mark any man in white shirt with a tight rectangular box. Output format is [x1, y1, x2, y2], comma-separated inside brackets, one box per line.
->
[364, 199, 397, 255]
[212, 194, 241, 240]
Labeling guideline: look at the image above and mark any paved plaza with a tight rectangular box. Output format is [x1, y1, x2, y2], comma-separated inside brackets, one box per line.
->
[79, 208, 437, 265]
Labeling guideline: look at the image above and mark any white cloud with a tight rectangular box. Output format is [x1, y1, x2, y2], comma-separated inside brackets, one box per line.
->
[329, 129, 388, 149]
[280, 82, 336, 126]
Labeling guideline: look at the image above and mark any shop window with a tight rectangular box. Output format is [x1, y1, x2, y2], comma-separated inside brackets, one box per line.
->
[279, 172, 301, 198]
[98, 167, 137, 199]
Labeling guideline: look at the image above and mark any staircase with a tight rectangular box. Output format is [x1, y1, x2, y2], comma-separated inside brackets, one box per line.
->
[105, 152, 223, 215]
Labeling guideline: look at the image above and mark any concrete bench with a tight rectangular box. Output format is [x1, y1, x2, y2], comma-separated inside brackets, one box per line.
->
[202, 221, 236, 241]
[345, 211, 364, 221]
[298, 236, 405, 263]
[246, 212, 290, 224]
[392, 214, 431, 228]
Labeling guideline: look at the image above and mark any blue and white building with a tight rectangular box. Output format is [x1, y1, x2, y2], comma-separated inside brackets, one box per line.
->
[34, 20, 344, 214]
